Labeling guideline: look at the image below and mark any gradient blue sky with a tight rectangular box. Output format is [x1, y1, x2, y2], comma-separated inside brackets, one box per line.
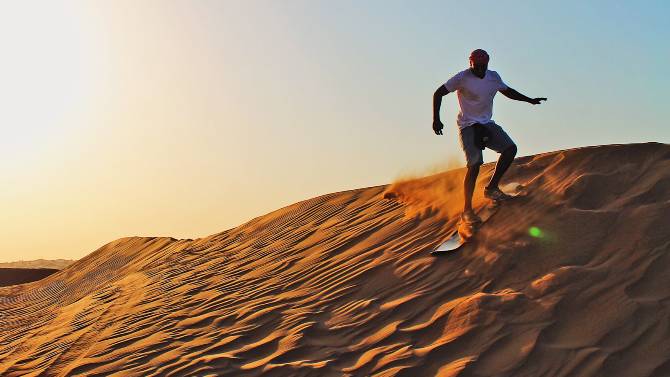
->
[2, 0, 669, 261]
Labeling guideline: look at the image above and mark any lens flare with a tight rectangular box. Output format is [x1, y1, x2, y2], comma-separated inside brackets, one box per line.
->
[529, 226, 544, 238]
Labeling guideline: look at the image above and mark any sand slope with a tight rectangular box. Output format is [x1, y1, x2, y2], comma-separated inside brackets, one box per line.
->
[1, 143, 670, 377]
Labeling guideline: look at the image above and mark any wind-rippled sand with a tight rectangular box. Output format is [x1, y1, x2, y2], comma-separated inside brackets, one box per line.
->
[1, 143, 670, 376]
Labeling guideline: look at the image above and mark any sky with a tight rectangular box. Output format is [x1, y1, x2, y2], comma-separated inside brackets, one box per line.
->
[1, 0, 669, 262]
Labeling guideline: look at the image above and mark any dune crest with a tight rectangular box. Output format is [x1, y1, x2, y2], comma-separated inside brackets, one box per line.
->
[1, 143, 670, 376]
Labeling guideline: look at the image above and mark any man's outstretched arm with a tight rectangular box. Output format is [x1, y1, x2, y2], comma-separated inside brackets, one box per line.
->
[433, 85, 450, 135]
[500, 87, 547, 105]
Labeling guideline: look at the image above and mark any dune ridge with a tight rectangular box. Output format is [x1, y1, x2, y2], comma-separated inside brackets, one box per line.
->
[1, 143, 670, 376]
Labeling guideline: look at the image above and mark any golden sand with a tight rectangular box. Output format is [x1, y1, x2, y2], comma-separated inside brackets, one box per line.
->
[1, 143, 669, 376]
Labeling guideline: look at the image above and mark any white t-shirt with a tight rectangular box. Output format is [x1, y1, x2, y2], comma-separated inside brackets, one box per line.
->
[443, 69, 508, 129]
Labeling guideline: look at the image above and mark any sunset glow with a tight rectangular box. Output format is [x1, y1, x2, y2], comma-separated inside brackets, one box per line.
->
[1, 1, 668, 262]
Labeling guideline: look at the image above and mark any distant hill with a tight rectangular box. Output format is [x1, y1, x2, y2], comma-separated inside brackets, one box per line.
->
[0, 268, 60, 287]
[0, 259, 75, 270]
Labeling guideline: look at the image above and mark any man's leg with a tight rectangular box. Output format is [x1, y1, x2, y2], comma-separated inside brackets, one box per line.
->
[464, 164, 480, 213]
[487, 144, 517, 189]
[483, 122, 517, 190]
[458, 125, 483, 218]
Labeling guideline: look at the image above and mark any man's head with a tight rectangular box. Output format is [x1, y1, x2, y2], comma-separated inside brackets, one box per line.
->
[469, 49, 489, 76]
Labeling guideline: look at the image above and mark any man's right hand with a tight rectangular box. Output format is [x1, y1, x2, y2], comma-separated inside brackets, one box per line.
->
[529, 97, 547, 105]
[433, 120, 444, 135]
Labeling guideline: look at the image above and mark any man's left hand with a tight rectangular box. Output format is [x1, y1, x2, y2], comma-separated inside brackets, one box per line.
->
[529, 97, 547, 105]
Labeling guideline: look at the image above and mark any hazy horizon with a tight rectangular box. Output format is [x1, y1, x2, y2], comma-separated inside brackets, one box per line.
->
[2, 0, 669, 262]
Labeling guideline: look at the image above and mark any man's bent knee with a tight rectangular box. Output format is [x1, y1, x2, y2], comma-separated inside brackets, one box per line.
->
[466, 162, 482, 170]
[504, 144, 517, 156]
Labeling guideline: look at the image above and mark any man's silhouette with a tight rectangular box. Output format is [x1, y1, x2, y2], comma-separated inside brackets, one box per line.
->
[433, 49, 546, 224]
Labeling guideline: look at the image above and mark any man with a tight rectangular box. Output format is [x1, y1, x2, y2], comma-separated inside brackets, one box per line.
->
[432, 49, 546, 224]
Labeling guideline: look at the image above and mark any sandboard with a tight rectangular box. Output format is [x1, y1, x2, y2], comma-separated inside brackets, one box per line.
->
[430, 182, 527, 255]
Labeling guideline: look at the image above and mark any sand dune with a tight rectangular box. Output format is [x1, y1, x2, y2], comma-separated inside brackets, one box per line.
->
[1, 143, 670, 376]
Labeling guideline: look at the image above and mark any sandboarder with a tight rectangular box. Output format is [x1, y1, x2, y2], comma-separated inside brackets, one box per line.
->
[432, 49, 546, 225]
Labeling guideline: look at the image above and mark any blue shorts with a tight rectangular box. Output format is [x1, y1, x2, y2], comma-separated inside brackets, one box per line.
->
[458, 121, 516, 167]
